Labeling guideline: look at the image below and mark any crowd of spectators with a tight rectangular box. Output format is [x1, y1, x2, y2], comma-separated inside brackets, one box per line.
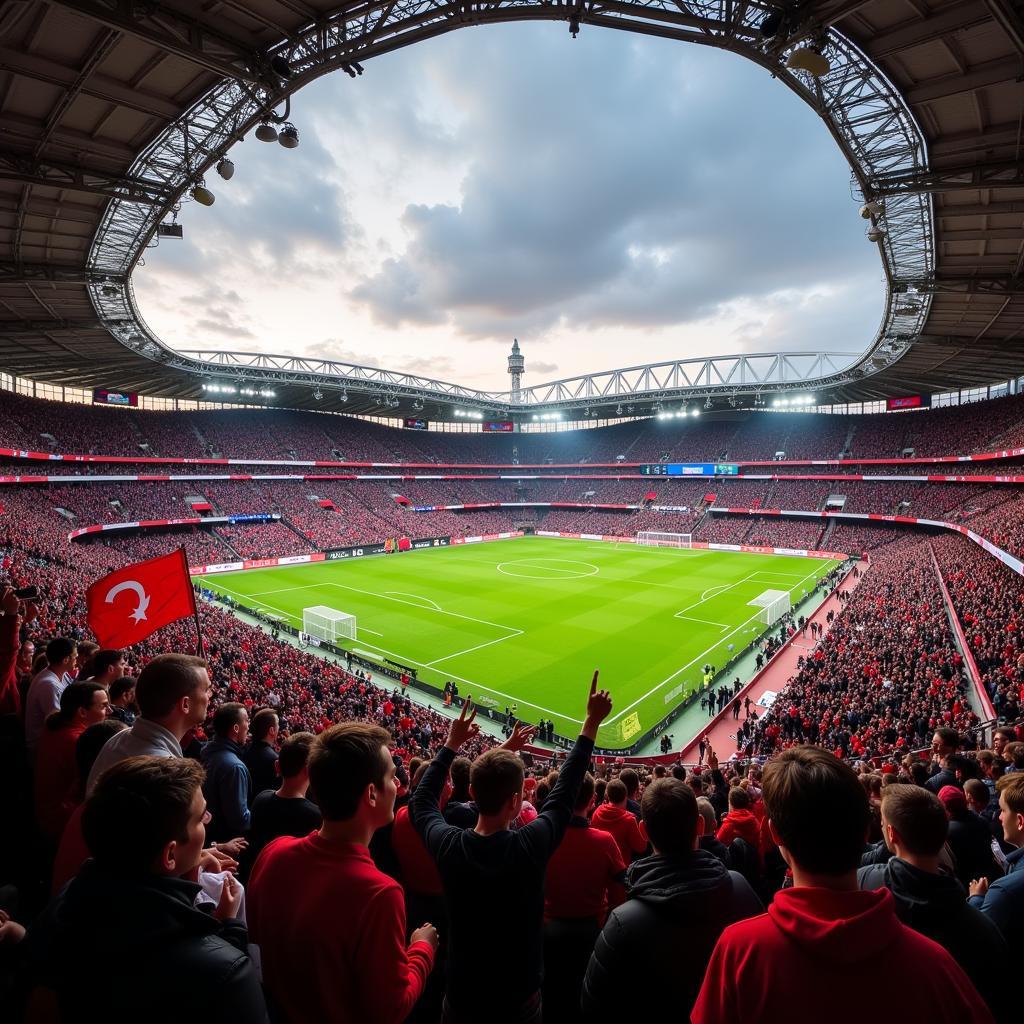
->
[750, 537, 979, 762]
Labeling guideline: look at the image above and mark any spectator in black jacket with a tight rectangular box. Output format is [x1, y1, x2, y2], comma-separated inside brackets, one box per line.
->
[858, 784, 1007, 1021]
[696, 797, 731, 867]
[938, 785, 1001, 886]
[582, 778, 762, 1021]
[243, 708, 280, 802]
[241, 732, 321, 881]
[26, 755, 266, 1024]
[410, 678, 613, 1024]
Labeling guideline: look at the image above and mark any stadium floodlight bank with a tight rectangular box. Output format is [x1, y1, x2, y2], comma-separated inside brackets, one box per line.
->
[749, 590, 791, 626]
[636, 531, 692, 549]
[302, 606, 357, 644]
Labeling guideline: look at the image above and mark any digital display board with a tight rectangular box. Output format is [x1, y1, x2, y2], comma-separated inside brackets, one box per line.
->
[483, 420, 515, 432]
[403, 417, 429, 430]
[640, 463, 739, 476]
[887, 395, 930, 411]
[93, 388, 138, 407]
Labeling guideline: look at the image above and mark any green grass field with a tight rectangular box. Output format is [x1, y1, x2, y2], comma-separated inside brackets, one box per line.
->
[197, 537, 840, 749]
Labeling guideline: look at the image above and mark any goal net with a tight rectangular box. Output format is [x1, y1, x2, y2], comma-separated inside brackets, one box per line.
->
[748, 589, 791, 627]
[636, 531, 692, 549]
[302, 605, 357, 645]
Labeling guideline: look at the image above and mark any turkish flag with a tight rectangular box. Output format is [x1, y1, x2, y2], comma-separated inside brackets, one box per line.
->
[86, 548, 196, 648]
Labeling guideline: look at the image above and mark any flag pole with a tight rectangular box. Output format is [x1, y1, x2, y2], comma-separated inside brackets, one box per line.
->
[181, 547, 205, 658]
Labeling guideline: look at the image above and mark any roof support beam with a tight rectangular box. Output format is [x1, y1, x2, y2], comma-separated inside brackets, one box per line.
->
[0, 46, 181, 120]
[862, 3, 993, 59]
[0, 262, 121, 284]
[43, 0, 262, 83]
[937, 201, 1024, 216]
[869, 160, 1024, 196]
[900, 275, 1024, 294]
[905, 58, 1022, 105]
[0, 152, 175, 206]
[0, 320, 103, 335]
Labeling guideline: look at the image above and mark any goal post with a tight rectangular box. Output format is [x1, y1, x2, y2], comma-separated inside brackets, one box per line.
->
[748, 590, 791, 627]
[636, 531, 692, 549]
[302, 605, 357, 645]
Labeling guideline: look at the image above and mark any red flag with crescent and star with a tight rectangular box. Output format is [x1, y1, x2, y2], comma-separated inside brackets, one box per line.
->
[86, 548, 197, 648]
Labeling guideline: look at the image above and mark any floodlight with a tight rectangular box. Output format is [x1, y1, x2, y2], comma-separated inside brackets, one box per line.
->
[704, 397, 713, 410]
[313, 388, 323, 401]
[860, 200, 883, 219]
[786, 46, 830, 78]
[615, 404, 623, 415]
[692, 407, 701, 417]
[339, 389, 348, 402]
[255, 123, 279, 143]
[867, 226, 885, 243]
[216, 158, 234, 180]
[191, 183, 215, 206]
[279, 124, 299, 149]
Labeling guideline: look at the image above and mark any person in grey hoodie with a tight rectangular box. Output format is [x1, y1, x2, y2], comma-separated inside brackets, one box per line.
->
[581, 779, 761, 1021]
[858, 784, 1007, 1022]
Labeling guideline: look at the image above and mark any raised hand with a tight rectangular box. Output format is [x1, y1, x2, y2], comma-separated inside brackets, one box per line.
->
[445, 698, 480, 751]
[582, 671, 613, 740]
[500, 720, 538, 752]
[213, 873, 243, 921]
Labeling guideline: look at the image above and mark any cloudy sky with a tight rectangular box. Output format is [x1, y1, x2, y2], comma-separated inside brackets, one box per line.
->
[134, 24, 884, 393]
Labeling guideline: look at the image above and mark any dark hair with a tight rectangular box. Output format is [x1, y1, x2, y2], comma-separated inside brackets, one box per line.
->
[110, 676, 136, 702]
[87, 649, 124, 680]
[46, 637, 76, 666]
[278, 732, 315, 779]
[1005, 743, 1024, 770]
[933, 727, 960, 752]
[619, 768, 639, 796]
[606, 779, 627, 804]
[670, 764, 686, 782]
[993, 726, 1016, 744]
[450, 756, 472, 796]
[135, 654, 207, 719]
[83, 756, 205, 869]
[308, 723, 392, 821]
[471, 749, 525, 815]
[642, 779, 698, 856]
[728, 785, 751, 810]
[48, 681, 106, 730]
[963, 778, 989, 807]
[251, 707, 279, 741]
[575, 773, 595, 813]
[909, 761, 930, 788]
[881, 785, 948, 857]
[212, 702, 246, 738]
[75, 719, 127, 783]
[761, 746, 870, 876]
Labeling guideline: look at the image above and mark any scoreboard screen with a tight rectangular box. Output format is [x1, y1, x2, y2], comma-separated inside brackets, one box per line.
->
[403, 417, 429, 430]
[640, 463, 739, 476]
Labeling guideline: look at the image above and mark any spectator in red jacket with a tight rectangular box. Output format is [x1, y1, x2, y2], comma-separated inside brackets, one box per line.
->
[543, 772, 626, 1023]
[248, 722, 438, 1024]
[591, 780, 647, 863]
[34, 682, 110, 841]
[715, 786, 761, 849]
[693, 745, 994, 1024]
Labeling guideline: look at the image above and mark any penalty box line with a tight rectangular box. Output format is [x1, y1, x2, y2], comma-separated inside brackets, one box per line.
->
[603, 560, 835, 726]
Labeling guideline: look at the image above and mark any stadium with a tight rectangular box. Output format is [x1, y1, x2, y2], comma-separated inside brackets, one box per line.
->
[1, 2, 1023, 1022]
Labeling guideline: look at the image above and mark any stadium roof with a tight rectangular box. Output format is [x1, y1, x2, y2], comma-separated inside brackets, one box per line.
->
[1, 0, 1023, 419]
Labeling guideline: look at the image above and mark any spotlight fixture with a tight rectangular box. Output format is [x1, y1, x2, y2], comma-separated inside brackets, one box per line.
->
[615, 404, 623, 416]
[313, 388, 323, 401]
[270, 54, 292, 79]
[692, 407, 701, 417]
[860, 200, 884, 220]
[867, 225, 885, 243]
[278, 123, 299, 149]
[255, 122, 279, 143]
[100, 282, 118, 297]
[704, 397, 713, 410]
[786, 45, 830, 78]
[190, 182, 215, 206]
[216, 157, 234, 180]
[339, 389, 348, 403]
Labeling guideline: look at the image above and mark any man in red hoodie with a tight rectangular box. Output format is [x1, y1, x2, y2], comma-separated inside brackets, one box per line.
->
[692, 745, 993, 1024]
[248, 722, 438, 1023]
[592, 779, 647, 863]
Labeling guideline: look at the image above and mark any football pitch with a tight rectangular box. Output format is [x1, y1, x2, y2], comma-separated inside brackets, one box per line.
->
[196, 537, 840, 749]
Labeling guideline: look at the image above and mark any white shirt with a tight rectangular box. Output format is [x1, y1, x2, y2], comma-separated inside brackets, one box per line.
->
[86, 718, 183, 794]
[25, 669, 66, 754]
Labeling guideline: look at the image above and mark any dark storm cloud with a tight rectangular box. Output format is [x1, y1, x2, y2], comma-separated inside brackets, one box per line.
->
[347, 25, 881, 345]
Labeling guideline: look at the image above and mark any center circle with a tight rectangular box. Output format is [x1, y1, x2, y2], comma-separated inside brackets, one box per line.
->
[496, 558, 600, 580]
